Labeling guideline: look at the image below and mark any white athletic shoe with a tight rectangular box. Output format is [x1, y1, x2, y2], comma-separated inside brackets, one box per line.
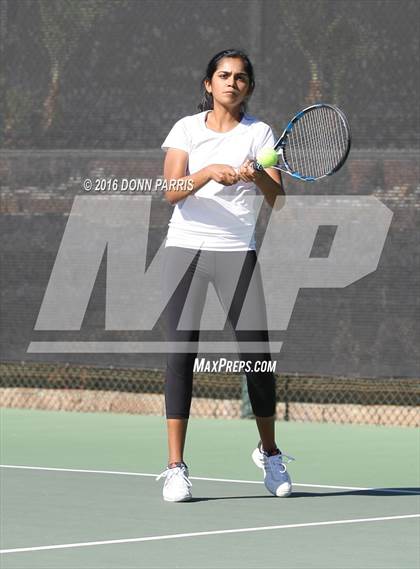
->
[252, 442, 295, 497]
[156, 462, 192, 502]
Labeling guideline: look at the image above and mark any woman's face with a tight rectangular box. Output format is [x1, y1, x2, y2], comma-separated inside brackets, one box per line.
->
[205, 57, 252, 110]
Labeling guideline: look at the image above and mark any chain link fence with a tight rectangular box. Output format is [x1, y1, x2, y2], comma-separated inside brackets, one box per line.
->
[1, 0, 419, 426]
[1, 362, 419, 426]
[1, 150, 419, 427]
[1, 0, 419, 149]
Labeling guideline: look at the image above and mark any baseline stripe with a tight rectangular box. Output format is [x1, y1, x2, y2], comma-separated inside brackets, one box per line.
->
[1, 515, 419, 554]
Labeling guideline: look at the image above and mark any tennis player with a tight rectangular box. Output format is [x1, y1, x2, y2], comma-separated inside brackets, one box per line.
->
[156, 49, 294, 502]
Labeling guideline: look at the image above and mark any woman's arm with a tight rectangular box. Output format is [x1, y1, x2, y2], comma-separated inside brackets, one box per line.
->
[163, 149, 239, 205]
[163, 149, 210, 205]
[238, 159, 286, 210]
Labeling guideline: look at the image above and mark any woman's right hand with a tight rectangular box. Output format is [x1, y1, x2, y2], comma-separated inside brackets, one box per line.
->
[205, 164, 239, 186]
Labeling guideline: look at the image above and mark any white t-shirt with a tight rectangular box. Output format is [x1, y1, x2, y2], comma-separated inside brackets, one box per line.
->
[161, 110, 276, 251]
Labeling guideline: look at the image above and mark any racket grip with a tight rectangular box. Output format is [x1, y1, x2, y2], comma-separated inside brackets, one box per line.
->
[253, 161, 264, 171]
[234, 161, 263, 176]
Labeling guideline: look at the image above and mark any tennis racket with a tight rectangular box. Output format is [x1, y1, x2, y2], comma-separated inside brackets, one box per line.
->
[256, 103, 351, 181]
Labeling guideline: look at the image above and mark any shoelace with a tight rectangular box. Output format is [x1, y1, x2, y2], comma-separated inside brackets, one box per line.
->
[257, 442, 295, 467]
[265, 452, 295, 474]
[155, 465, 193, 487]
[264, 454, 296, 472]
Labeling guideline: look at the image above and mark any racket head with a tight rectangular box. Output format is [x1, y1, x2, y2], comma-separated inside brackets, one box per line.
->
[274, 103, 351, 181]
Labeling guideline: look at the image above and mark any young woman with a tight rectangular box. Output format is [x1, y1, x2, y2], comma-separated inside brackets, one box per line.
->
[156, 49, 294, 502]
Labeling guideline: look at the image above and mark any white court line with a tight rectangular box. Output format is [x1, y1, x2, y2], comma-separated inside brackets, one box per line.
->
[1, 464, 419, 494]
[1, 514, 419, 554]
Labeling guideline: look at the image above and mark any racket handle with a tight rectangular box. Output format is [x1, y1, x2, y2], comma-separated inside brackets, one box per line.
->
[234, 161, 264, 175]
[253, 161, 264, 171]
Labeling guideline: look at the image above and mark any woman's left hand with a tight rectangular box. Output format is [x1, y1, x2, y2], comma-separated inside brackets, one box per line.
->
[237, 159, 262, 183]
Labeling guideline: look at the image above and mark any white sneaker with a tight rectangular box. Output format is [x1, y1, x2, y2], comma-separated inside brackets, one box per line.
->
[156, 462, 192, 502]
[252, 442, 295, 497]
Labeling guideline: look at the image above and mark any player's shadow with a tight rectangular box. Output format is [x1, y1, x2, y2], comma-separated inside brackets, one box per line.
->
[185, 487, 419, 502]
[288, 487, 420, 498]
[186, 495, 273, 502]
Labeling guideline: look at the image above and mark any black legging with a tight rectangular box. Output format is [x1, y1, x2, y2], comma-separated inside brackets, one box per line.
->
[162, 246, 276, 419]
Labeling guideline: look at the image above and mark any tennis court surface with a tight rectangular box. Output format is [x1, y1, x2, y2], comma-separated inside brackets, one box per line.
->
[1, 408, 419, 569]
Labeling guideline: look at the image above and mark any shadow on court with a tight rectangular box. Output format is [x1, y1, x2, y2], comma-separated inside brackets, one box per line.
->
[290, 487, 420, 498]
[176, 487, 420, 502]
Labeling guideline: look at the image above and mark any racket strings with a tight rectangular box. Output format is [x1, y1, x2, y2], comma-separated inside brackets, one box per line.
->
[284, 107, 348, 178]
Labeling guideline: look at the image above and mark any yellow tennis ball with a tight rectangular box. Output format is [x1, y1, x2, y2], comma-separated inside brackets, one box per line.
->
[256, 147, 278, 169]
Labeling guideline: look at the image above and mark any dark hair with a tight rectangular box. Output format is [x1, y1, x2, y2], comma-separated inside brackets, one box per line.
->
[198, 49, 255, 112]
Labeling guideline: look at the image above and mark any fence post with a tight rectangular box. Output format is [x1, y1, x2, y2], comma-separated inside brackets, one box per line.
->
[284, 375, 290, 422]
[241, 374, 253, 418]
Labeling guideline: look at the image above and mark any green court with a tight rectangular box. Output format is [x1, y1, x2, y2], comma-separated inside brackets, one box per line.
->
[1, 408, 419, 568]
